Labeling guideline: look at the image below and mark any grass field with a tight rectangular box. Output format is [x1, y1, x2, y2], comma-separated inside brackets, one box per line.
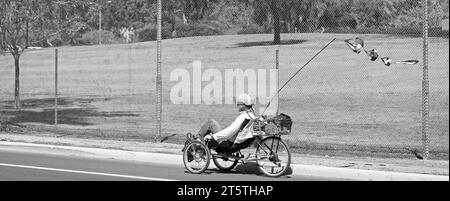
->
[0, 33, 448, 159]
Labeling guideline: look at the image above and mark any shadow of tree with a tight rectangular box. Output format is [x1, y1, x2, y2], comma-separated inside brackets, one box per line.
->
[0, 98, 138, 126]
[229, 39, 307, 48]
[0, 97, 97, 110]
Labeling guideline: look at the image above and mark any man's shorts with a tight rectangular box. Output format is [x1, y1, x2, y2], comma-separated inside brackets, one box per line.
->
[208, 138, 233, 154]
[208, 138, 255, 154]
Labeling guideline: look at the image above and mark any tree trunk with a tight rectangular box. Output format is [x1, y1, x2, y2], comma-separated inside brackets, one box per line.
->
[14, 53, 20, 109]
[171, 12, 177, 38]
[1, 32, 4, 48]
[272, 6, 281, 45]
[26, 20, 29, 48]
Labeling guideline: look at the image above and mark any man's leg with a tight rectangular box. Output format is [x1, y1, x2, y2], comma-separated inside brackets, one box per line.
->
[196, 119, 222, 140]
[214, 140, 233, 154]
[182, 119, 222, 152]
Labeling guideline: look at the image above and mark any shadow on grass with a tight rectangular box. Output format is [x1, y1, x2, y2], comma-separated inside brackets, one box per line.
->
[0, 97, 138, 126]
[0, 97, 99, 110]
[228, 39, 307, 48]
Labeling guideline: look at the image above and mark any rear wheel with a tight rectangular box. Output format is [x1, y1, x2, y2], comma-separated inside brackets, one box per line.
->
[212, 153, 239, 171]
[255, 137, 291, 177]
[183, 141, 210, 174]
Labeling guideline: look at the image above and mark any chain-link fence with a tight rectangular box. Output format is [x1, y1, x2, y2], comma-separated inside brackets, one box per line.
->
[0, 43, 158, 141]
[159, 0, 449, 159]
[279, 34, 448, 159]
[0, 0, 448, 160]
[267, 0, 449, 160]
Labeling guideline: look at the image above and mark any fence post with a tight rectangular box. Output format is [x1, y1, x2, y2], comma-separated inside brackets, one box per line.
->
[275, 49, 279, 115]
[422, 0, 430, 160]
[155, 0, 162, 142]
[54, 48, 58, 127]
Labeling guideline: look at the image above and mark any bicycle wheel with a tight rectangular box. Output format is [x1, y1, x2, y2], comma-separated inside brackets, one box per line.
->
[212, 153, 239, 171]
[183, 141, 210, 174]
[255, 136, 291, 177]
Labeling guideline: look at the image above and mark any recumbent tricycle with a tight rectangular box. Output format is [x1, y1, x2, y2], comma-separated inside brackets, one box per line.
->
[182, 113, 292, 178]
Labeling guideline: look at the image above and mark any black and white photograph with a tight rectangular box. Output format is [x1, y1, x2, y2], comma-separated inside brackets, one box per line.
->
[0, 0, 448, 199]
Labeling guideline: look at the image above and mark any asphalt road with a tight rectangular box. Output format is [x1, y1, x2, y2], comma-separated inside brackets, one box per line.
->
[0, 149, 344, 181]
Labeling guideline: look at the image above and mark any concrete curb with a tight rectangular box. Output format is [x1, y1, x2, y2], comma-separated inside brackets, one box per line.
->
[0, 141, 448, 181]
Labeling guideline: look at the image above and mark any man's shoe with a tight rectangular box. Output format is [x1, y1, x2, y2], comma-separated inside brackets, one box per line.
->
[181, 132, 195, 152]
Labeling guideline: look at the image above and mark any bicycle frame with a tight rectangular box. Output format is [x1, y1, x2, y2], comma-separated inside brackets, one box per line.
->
[209, 135, 283, 163]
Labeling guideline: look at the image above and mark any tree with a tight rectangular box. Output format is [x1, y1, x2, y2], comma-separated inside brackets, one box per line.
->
[252, 0, 297, 44]
[184, 0, 218, 22]
[251, 0, 327, 44]
[163, 0, 187, 35]
[158, 0, 220, 35]
[0, 0, 77, 109]
[251, 0, 279, 44]
[352, 0, 398, 29]
[103, 0, 156, 30]
[53, 0, 91, 46]
[0, 0, 35, 109]
[209, 0, 254, 30]
[267, 0, 282, 44]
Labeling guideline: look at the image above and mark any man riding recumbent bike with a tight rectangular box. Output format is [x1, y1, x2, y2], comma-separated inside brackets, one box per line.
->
[182, 94, 292, 178]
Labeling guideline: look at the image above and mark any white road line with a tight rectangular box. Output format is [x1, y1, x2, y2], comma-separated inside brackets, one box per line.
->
[0, 163, 177, 181]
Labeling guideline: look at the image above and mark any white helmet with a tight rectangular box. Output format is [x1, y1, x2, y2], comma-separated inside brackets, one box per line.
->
[237, 93, 254, 106]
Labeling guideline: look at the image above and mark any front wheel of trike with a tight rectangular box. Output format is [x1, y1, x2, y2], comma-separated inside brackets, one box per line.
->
[255, 136, 291, 178]
[183, 141, 210, 174]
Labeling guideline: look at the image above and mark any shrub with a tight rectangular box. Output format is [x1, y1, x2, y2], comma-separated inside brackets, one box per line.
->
[49, 38, 64, 47]
[136, 23, 223, 41]
[137, 26, 172, 42]
[80, 30, 122, 45]
[237, 24, 266, 35]
[174, 23, 223, 38]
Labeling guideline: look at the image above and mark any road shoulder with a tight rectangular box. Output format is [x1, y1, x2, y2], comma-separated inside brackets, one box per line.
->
[1, 133, 448, 180]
